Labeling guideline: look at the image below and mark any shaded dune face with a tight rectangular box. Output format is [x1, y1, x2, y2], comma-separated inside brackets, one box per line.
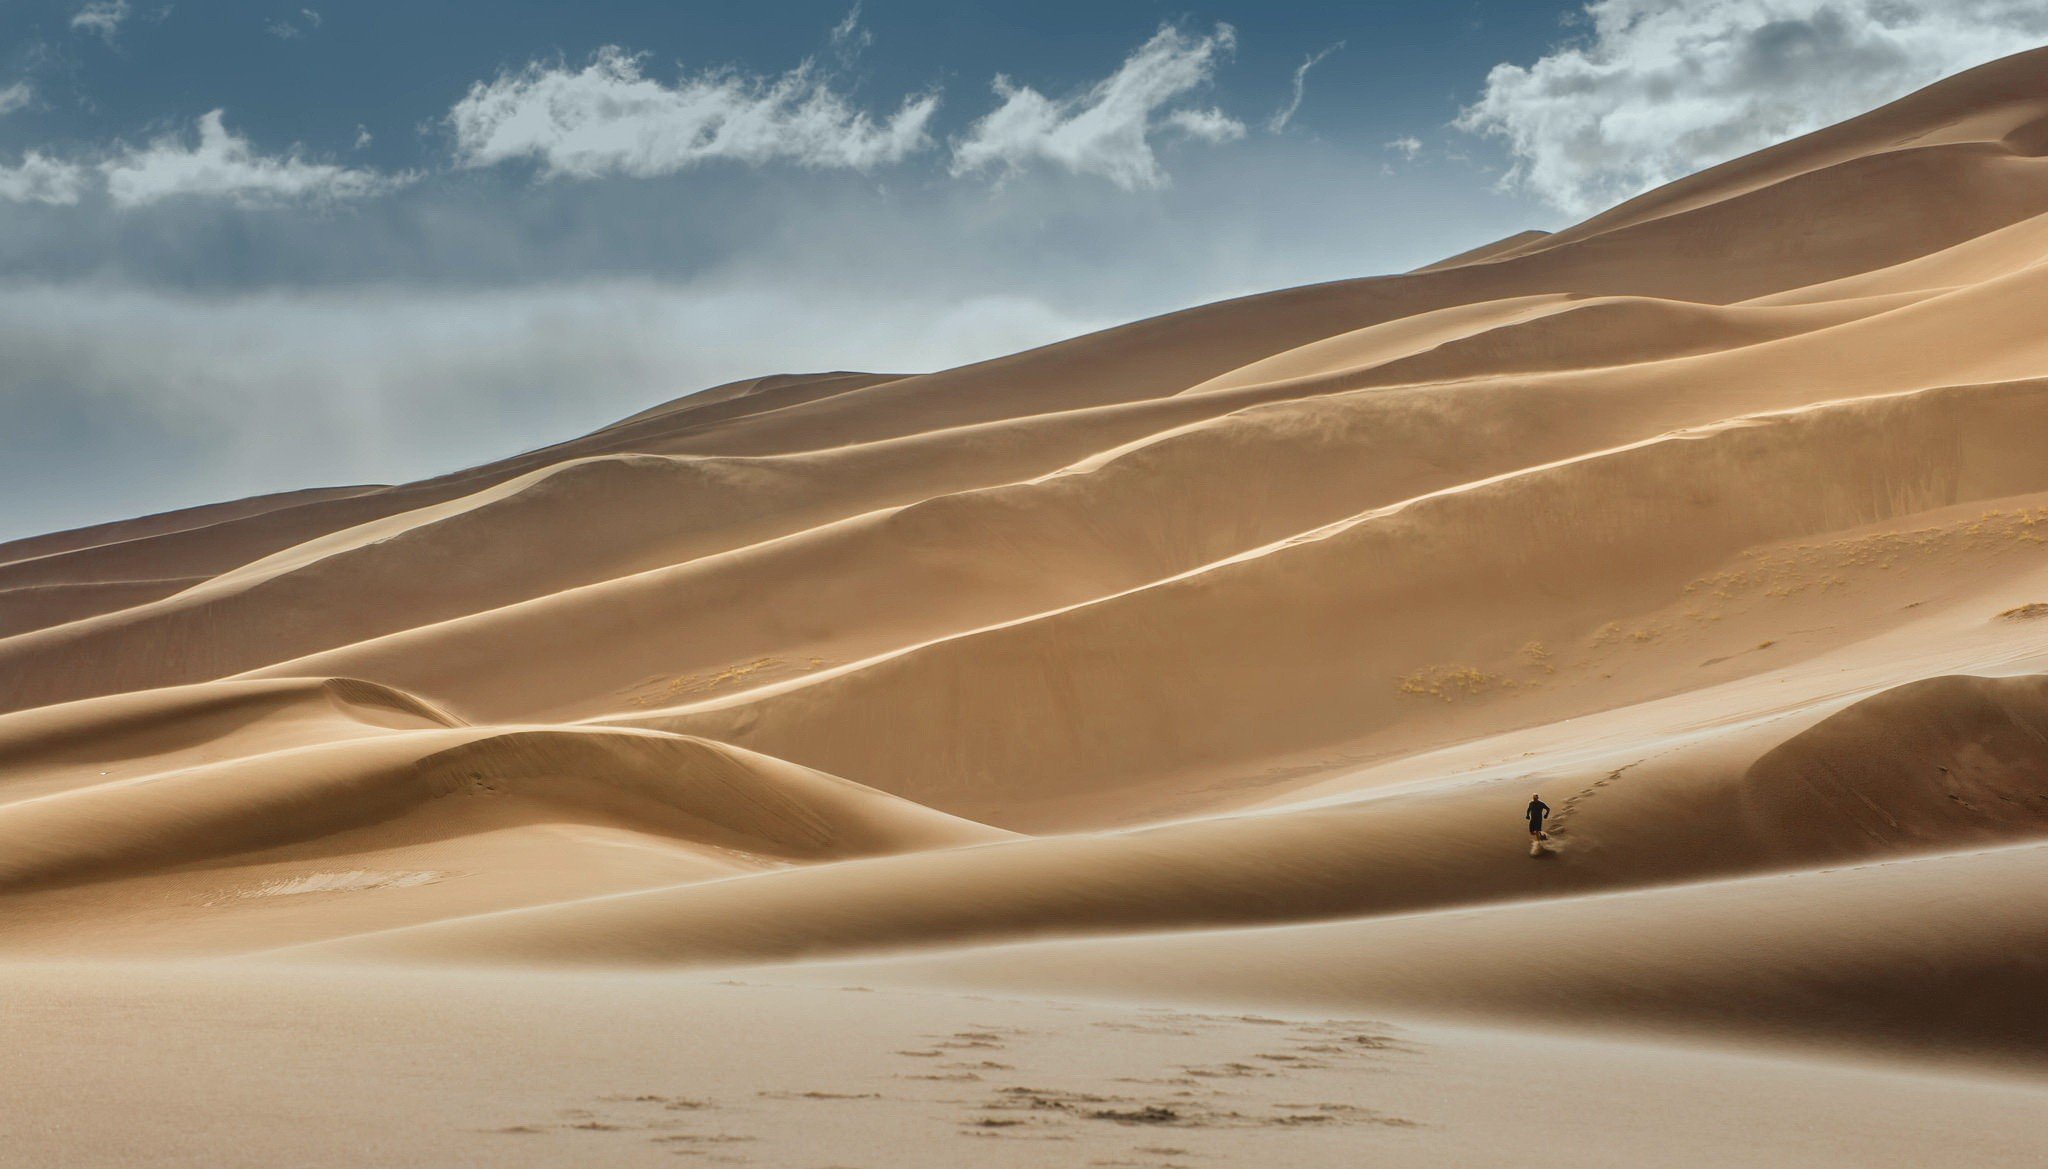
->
[1737, 674, 2048, 851]
[8, 47, 2048, 1067]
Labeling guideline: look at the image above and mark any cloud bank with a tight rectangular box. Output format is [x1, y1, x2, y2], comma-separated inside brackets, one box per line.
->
[951, 23, 1245, 190]
[0, 279, 1102, 540]
[1459, 0, 2048, 215]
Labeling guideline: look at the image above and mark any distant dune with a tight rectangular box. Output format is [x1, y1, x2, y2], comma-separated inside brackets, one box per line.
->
[9, 47, 2048, 1169]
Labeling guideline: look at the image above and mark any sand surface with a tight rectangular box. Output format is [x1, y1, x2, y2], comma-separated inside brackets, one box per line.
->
[9, 49, 2048, 1166]
[6, 964, 2047, 1169]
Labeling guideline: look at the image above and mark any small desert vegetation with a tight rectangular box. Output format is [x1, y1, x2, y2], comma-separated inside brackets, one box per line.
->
[1397, 665, 1503, 701]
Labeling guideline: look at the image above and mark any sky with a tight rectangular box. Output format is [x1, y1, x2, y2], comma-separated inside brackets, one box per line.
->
[3, 0, 2046, 541]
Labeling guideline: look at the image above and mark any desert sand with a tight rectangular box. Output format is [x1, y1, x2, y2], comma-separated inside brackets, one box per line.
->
[7, 49, 2048, 1167]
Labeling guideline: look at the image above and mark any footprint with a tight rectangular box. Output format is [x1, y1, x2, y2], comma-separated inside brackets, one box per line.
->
[1180, 1062, 1271, 1079]
[1268, 1101, 1420, 1129]
[1094, 1020, 1199, 1036]
[1551, 758, 1649, 834]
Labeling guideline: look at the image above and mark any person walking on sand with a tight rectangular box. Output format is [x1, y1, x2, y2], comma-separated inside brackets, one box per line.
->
[1526, 795, 1552, 842]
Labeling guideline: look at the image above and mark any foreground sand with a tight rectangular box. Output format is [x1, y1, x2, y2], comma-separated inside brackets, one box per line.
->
[8, 48, 2048, 1166]
[5, 963, 2046, 1169]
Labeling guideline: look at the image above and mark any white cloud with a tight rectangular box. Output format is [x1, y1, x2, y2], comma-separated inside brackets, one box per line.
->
[950, 23, 1245, 190]
[448, 46, 938, 178]
[1385, 135, 1422, 159]
[0, 83, 87, 205]
[353, 124, 373, 150]
[70, 0, 131, 42]
[1459, 0, 2048, 215]
[1268, 42, 1343, 133]
[1164, 107, 1246, 143]
[102, 109, 412, 207]
[0, 152, 90, 205]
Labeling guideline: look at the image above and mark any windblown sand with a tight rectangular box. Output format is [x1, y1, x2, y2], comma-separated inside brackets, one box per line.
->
[8, 49, 2048, 1167]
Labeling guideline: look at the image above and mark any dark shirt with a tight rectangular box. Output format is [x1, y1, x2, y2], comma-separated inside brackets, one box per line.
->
[1526, 800, 1551, 828]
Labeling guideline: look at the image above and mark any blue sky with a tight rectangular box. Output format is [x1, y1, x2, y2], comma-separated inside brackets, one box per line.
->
[2, 0, 2044, 539]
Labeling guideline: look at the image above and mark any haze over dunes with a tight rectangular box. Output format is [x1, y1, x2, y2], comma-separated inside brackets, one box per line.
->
[8, 47, 2048, 1168]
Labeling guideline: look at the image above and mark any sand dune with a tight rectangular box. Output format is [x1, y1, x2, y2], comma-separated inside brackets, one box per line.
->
[289, 673, 2048, 971]
[622, 379, 2048, 825]
[11, 46, 2048, 1167]
[0, 679, 1001, 895]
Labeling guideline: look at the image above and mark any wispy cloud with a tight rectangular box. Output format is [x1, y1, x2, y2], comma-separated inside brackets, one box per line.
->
[266, 8, 323, 41]
[448, 46, 938, 178]
[1268, 41, 1343, 133]
[102, 109, 412, 207]
[0, 82, 33, 116]
[1459, 0, 2048, 215]
[1163, 107, 1246, 143]
[829, 3, 873, 64]
[69, 0, 132, 43]
[1384, 135, 1422, 159]
[950, 23, 1244, 190]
